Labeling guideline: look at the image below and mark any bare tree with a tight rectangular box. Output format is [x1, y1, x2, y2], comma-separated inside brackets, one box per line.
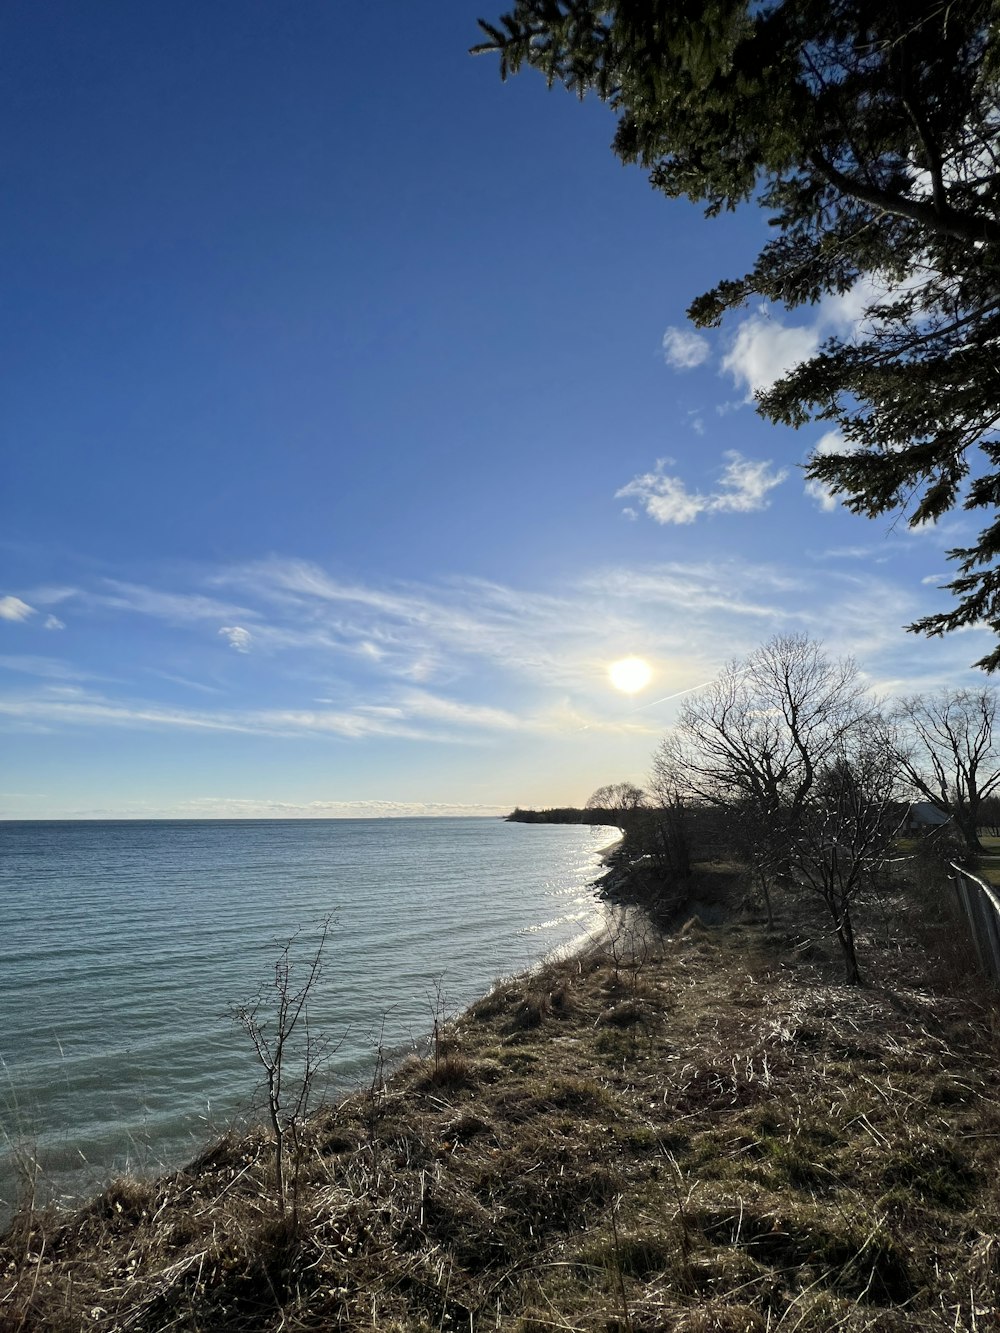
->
[232, 918, 336, 1219]
[585, 782, 647, 830]
[790, 733, 901, 984]
[587, 781, 691, 899]
[894, 688, 1000, 854]
[653, 635, 880, 919]
[647, 753, 688, 814]
[656, 635, 868, 818]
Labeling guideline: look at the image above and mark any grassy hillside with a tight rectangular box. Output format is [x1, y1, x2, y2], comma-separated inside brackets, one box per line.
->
[3, 861, 998, 1331]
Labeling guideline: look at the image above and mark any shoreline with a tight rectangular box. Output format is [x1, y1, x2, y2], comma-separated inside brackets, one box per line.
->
[1, 827, 620, 1223]
[6, 858, 999, 1329]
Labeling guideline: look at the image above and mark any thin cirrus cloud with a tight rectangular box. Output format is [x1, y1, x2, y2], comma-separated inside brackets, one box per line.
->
[1, 551, 981, 763]
[0, 690, 443, 743]
[0, 655, 97, 681]
[616, 450, 788, 525]
[216, 558, 590, 690]
[104, 554, 902, 684]
[97, 580, 257, 624]
[0, 555, 791, 749]
[226, 557, 770, 702]
[0, 679, 659, 746]
[221, 553, 926, 690]
[236, 554, 794, 679]
[21, 581, 258, 631]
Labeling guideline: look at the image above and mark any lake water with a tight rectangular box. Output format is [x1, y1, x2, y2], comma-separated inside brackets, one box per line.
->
[0, 817, 614, 1213]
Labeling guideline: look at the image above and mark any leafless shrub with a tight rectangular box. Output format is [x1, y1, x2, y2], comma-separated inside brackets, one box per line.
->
[231, 916, 339, 1218]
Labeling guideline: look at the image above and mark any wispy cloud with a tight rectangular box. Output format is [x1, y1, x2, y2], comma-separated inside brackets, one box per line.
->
[70, 554, 917, 699]
[218, 558, 584, 687]
[44, 614, 65, 630]
[0, 691, 439, 742]
[4, 551, 984, 763]
[0, 694, 261, 735]
[396, 689, 526, 732]
[0, 681, 658, 745]
[821, 545, 880, 560]
[616, 451, 788, 525]
[662, 325, 710, 370]
[579, 562, 797, 629]
[714, 453, 791, 512]
[0, 654, 100, 682]
[151, 670, 227, 695]
[97, 580, 257, 624]
[0, 596, 35, 622]
[27, 585, 78, 607]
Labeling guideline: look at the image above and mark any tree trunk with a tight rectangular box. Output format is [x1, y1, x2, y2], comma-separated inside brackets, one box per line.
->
[759, 875, 774, 929]
[955, 809, 983, 854]
[833, 905, 861, 985]
[267, 1065, 285, 1215]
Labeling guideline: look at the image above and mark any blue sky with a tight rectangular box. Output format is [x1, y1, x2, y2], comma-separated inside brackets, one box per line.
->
[1, 1, 991, 819]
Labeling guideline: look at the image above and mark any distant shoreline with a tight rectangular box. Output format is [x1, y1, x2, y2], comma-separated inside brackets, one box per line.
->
[0, 813, 510, 824]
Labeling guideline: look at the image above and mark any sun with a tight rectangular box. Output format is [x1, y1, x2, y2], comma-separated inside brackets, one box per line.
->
[608, 656, 653, 694]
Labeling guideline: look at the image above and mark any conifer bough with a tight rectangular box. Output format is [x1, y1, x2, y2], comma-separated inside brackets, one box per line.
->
[474, 1, 1000, 665]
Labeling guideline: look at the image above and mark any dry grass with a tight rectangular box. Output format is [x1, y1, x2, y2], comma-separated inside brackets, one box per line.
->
[2, 862, 999, 1331]
[972, 858, 1000, 887]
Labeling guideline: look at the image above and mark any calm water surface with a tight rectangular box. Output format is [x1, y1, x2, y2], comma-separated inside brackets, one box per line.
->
[0, 818, 613, 1210]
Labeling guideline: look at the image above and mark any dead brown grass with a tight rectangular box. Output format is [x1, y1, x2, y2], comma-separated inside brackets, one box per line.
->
[2, 862, 999, 1331]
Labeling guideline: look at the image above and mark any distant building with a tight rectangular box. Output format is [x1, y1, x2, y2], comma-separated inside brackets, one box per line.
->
[904, 801, 952, 833]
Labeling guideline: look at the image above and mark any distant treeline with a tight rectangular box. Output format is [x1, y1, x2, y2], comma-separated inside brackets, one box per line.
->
[505, 807, 609, 825]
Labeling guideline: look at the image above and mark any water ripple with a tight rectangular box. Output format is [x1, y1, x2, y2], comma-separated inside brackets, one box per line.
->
[0, 818, 613, 1210]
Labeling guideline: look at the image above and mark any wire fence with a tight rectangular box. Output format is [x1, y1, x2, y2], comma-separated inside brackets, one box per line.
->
[949, 861, 1000, 987]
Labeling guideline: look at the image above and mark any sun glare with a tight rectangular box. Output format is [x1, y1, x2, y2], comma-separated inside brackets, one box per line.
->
[609, 656, 652, 694]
